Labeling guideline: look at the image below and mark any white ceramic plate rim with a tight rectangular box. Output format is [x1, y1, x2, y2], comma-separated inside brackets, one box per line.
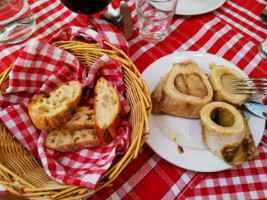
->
[175, 0, 226, 15]
[142, 51, 265, 172]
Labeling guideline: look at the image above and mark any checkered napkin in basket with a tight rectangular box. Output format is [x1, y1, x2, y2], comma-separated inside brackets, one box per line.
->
[0, 23, 131, 189]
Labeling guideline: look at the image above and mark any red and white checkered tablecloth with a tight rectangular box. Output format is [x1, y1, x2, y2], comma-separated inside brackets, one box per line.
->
[0, 0, 266, 199]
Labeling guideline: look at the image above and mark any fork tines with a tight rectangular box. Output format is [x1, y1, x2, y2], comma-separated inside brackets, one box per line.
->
[232, 78, 267, 94]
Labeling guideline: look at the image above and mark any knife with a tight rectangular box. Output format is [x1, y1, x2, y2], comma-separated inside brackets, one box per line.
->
[120, 0, 133, 40]
[100, 3, 123, 27]
[261, 5, 267, 21]
[244, 101, 267, 119]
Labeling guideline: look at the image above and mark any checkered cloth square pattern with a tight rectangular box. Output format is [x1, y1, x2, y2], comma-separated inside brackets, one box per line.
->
[0, 0, 266, 199]
[0, 23, 131, 189]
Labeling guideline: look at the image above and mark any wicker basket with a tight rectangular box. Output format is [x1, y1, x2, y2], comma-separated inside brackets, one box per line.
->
[0, 41, 152, 199]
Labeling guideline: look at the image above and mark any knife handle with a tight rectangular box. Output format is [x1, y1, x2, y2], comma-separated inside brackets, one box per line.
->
[120, 1, 133, 40]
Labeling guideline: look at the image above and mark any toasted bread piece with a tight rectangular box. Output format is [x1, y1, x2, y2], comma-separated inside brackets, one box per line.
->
[45, 128, 101, 152]
[28, 81, 82, 131]
[94, 77, 122, 145]
[63, 106, 94, 129]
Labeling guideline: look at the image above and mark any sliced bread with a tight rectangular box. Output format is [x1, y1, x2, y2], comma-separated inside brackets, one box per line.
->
[45, 127, 101, 152]
[63, 106, 94, 129]
[94, 77, 122, 145]
[28, 80, 82, 131]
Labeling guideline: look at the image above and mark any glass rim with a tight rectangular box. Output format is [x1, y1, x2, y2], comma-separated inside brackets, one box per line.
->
[0, 0, 24, 15]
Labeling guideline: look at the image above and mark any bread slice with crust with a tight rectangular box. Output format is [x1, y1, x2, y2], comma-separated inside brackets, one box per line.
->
[63, 106, 94, 129]
[94, 77, 122, 145]
[28, 81, 82, 131]
[45, 128, 101, 152]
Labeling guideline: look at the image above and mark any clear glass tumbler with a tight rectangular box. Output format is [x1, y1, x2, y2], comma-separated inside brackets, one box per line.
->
[0, 0, 35, 44]
[136, 0, 178, 43]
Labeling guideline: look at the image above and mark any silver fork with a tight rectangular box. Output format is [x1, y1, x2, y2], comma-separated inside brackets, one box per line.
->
[232, 78, 267, 94]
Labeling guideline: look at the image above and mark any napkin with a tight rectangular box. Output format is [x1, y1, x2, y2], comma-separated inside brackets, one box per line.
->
[0, 20, 131, 189]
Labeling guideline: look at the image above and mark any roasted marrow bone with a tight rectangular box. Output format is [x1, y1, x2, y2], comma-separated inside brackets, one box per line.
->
[151, 59, 213, 119]
[209, 65, 250, 106]
[200, 102, 258, 166]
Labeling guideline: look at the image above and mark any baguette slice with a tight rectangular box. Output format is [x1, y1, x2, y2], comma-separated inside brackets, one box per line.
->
[28, 81, 82, 131]
[63, 106, 94, 129]
[94, 77, 122, 145]
[45, 128, 101, 152]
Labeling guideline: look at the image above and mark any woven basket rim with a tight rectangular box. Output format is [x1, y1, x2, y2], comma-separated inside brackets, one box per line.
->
[0, 41, 152, 199]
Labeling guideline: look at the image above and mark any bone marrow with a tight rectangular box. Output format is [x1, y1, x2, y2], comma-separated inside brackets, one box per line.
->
[209, 65, 250, 106]
[200, 101, 258, 166]
[151, 59, 213, 119]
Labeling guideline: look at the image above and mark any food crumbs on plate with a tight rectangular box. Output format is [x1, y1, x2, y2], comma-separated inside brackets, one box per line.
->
[209, 62, 216, 70]
[178, 145, 184, 154]
[169, 131, 178, 142]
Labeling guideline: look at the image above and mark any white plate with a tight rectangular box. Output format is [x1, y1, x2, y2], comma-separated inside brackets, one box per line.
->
[176, 0, 226, 15]
[142, 51, 265, 172]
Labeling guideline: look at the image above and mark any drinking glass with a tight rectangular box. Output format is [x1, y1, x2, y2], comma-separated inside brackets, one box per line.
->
[136, 0, 178, 43]
[60, 0, 111, 15]
[0, 0, 35, 44]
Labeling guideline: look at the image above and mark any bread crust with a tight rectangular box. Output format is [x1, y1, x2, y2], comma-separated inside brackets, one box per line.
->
[28, 81, 82, 131]
[53, 141, 101, 152]
[63, 106, 94, 129]
[46, 139, 102, 153]
[95, 112, 122, 145]
[46, 139, 101, 152]
[94, 77, 122, 145]
[45, 128, 101, 152]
